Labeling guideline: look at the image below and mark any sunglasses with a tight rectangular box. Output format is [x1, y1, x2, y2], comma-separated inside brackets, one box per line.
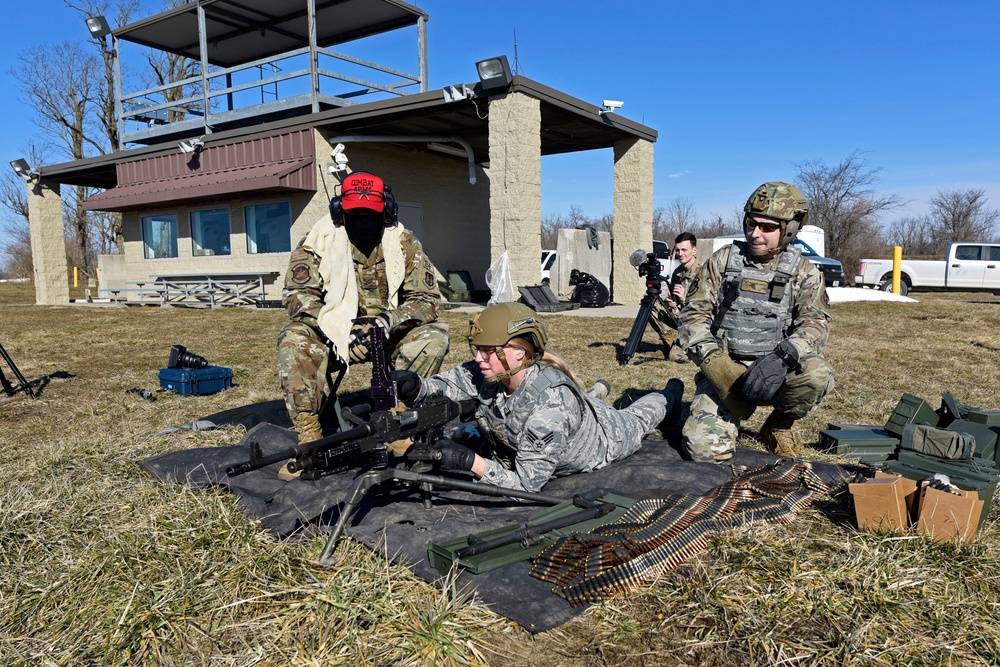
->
[744, 218, 782, 234]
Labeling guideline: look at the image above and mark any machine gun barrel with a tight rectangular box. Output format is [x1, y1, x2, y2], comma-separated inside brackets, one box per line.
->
[225, 395, 469, 478]
[225, 422, 375, 477]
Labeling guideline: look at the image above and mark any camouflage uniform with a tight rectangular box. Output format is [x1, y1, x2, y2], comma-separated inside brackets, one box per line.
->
[655, 258, 702, 357]
[277, 228, 449, 422]
[678, 241, 834, 462]
[419, 363, 668, 493]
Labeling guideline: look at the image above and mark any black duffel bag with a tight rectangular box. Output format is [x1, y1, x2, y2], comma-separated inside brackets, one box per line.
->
[569, 269, 610, 308]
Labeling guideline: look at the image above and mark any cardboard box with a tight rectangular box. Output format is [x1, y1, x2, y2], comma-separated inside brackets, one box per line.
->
[850, 476, 909, 532]
[916, 485, 984, 544]
[875, 471, 919, 525]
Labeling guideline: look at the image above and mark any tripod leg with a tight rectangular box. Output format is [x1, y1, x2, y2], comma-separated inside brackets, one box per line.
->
[0, 366, 14, 396]
[646, 302, 674, 359]
[318, 469, 394, 565]
[618, 295, 656, 365]
[315, 466, 567, 564]
[0, 343, 35, 399]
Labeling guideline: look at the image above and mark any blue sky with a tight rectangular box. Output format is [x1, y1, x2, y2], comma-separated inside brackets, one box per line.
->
[3, 0, 999, 229]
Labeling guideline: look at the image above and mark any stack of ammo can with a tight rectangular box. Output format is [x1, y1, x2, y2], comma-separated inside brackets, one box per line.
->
[821, 393, 1000, 528]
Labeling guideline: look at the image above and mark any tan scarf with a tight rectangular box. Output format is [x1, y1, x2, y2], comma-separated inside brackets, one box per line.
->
[302, 213, 406, 370]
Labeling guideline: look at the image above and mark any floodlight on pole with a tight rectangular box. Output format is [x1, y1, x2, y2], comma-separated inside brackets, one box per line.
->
[85, 15, 112, 39]
[475, 56, 513, 90]
[9, 158, 39, 183]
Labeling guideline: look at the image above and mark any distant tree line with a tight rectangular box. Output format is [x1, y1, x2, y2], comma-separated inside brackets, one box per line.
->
[541, 150, 999, 278]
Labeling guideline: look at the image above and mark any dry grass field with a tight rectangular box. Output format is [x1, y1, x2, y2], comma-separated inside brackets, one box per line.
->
[2, 282, 999, 666]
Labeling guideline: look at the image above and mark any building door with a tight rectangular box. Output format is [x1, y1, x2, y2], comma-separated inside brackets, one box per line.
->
[397, 202, 423, 240]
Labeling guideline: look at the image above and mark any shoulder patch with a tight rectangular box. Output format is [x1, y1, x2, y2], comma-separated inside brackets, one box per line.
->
[524, 427, 555, 452]
[822, 289, 831, 309]
[291, 263, 311, 285]
[424, 270, 436, 289]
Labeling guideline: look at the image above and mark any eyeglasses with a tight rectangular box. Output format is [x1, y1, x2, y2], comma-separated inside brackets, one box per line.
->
[744, 218, 782, 234]
[470, 344, 499, 358]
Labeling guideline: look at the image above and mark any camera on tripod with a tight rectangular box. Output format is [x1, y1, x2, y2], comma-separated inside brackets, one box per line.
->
[628, 249, 666, 293]
[617, 249, 675, 365]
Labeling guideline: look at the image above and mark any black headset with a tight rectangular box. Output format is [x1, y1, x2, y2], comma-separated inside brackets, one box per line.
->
[329, 171, 398, 225]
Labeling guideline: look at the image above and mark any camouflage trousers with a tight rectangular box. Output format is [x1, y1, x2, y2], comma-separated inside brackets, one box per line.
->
[682, 353, 834, 463]
[276, 320, 450, 421]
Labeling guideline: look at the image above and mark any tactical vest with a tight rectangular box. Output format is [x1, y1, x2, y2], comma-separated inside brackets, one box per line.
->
[476, 365, 605, 468]
[711, 241, 803, 360]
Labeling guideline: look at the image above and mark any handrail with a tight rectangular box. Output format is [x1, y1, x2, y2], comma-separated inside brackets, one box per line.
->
[119, 44, 422, 143]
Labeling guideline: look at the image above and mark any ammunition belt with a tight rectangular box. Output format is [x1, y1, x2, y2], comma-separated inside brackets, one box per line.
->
[529, 459, 828, 606]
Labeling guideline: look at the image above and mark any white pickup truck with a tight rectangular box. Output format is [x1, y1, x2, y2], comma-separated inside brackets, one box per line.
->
[854, 242, 1000, 296]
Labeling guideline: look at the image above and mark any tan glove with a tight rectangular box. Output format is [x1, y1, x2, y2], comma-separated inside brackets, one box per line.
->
[701, 351, 755, 421]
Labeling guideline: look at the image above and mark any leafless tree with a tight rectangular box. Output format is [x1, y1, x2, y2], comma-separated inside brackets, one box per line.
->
[884, 215, 937, 256]
[795, 150, 903, 276]
[927, 189, 999, 250]
[7, 1, 143, 278]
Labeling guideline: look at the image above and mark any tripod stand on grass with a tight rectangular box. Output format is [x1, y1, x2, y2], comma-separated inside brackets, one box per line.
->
[618, 250, 678, 365]
[0, 342, 36, 399]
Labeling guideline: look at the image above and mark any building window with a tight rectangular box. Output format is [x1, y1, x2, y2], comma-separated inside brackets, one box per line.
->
[141, 213, 178, 259]
[191, 208, 231, 256]
[246, 202, 291, 254]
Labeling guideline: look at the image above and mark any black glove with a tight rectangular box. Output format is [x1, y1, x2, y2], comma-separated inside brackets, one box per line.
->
[741, 340, 801, 404]
[433, 438, 476, 471]
[348, 314, 389, 363]
[390, 369, 421, 402]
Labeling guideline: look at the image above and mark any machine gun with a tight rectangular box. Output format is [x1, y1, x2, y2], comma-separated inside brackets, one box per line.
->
[225, 393, 465, 479]
[227, 330, 569, 563]
[617, 249, 677, 365]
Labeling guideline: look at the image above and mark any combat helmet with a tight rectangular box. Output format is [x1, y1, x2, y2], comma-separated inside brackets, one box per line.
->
[743, 182, 809, 249]
[468, 302, 548, 381]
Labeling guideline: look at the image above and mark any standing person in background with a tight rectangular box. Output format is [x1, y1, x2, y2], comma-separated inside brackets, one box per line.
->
[277, 170, 449, 449]
[678, 182, 834, 463]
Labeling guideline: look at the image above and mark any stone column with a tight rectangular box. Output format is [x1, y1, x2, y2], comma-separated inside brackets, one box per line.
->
[487, 92, 542, 294]
[27, 179, 70, 305]
[612, 138, 654, 304]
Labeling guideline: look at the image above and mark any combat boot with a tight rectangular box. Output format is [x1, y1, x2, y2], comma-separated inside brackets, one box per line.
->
[658, 378, 685, 430]
[759, 410, 801, 458]
[279, 414, 324, 481]
[668, 343, 688, 364]
[587, 379, 611, 401]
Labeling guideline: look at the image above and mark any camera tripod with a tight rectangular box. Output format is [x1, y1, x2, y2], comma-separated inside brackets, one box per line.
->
[0, 342, 36, 399]
[618, 252, 678, 365]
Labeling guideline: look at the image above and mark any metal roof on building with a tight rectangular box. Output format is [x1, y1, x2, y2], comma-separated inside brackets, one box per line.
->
[44, 77, 658, 194]
[81, 128, 316, 211]
[114, 0, 427, 68]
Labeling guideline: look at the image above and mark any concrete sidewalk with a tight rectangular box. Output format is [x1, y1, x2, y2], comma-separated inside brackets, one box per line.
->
[445, 303, 640, 319]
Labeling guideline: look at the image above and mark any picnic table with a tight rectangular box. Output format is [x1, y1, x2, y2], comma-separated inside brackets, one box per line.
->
[112, 272, 279, 307]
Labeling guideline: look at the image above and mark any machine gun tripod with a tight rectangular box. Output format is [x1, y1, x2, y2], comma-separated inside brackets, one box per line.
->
[0, 342, 36, 399]
[618, 250, 677, 365]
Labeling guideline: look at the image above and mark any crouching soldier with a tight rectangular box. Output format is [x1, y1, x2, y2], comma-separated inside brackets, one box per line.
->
[678, 182, 834, 462]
